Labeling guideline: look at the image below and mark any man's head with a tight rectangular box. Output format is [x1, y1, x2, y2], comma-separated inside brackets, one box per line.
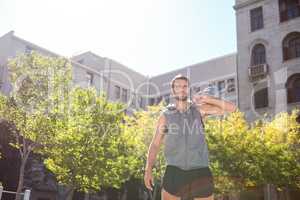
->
[170, 74, 190, 102]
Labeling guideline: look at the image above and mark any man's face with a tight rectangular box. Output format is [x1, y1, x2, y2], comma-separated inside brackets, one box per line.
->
[172, 79, 189, 101]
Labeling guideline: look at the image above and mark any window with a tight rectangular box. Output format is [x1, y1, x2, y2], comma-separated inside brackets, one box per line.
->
[279, 0, 300, 22]
[254, 88, 268, 108]
[156, 96, 162, 104]
[139, 97, 144, 108]
[218, 81, 225, 92]
[149, 97, 155, 106]
[251, 44, 266, 66]
[122, 88, 128, 102]
[282, 32, 300, 61]
[227, 78, 236, 93]
[127, 90, 131, 102]
[131, 93, 136, 107]
[286, 73, 300, 103]
[0, 65, 4, 88]
[206, 82, 218, 96]
[250, 7, 264, 32]
[78, 59, 84, 64]
[163, 94, 170, 104]
[25, 45, 33, 54]
[290, 36, 300, 58]
[86, 72, 94, 87]
[208, 82, 216, 88]
[114, 85, 121, 100]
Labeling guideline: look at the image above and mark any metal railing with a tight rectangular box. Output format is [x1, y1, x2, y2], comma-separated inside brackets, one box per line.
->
[0, 186, 31, 200]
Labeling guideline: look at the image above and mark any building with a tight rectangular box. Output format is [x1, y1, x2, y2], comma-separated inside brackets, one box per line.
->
[72, 51, 149, 113]
[0, 31, 150, 115]
[234, 0, 300, 122]
[0, 31, 238, 115]
[234, 0, 300, 199]
[0, 1, 298, 133]
[147, 53, 237, 107]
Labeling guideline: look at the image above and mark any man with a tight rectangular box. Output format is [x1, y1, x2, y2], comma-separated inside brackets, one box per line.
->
[144, 74, 237, 200]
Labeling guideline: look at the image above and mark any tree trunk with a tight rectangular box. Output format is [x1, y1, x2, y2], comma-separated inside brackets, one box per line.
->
[284, 187, 291, 200]
[65, 187, 75, 200]
[15, 160, 26, 200]
[84, 193, 90, 200]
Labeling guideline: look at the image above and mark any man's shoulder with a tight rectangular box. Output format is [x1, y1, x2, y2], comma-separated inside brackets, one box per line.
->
[162, 102, 196, 113]
[160, 103, 176, 116]
[166, 103, 176, 111]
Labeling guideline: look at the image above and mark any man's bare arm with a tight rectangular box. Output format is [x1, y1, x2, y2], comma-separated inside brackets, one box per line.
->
[204, 96, 237, 114]
[145, 114, 167, 171]
[194, 95, 237, 116]
[197, 103, 224, 119]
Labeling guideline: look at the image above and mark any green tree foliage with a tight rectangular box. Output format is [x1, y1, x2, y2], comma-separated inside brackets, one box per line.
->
[206, 110, 300, 195]
[0, 51, 72, 200]
[43, 87, 133, 199]
[1, 52, 138, 199]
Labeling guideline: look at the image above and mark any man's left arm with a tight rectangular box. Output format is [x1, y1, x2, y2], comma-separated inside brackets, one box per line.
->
[193, 94, 238, 116]
[203, 96, 237, 115]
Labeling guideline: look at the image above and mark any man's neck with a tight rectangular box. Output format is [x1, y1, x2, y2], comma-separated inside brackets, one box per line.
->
[175, 100, 190, 112]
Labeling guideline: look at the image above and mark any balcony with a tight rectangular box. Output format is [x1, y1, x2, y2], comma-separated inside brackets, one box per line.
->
[248, 64, 268, 82]
[280, 5, 300, 22]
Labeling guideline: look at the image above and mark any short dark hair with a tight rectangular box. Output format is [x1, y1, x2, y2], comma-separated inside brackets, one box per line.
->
[170, 74, 190, 89]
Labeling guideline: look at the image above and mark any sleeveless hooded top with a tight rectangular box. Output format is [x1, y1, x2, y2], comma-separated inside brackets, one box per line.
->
[161, 102, 209, 170]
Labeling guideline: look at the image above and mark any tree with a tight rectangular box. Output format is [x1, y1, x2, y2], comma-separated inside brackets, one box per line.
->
[0, 51, 72, 200]
[2, 52, 148, 200]
[205, 111, 250, 196]
[205, 109, 300, 197]
[43, 86, 135, 200]
[260, 110, 300, 189]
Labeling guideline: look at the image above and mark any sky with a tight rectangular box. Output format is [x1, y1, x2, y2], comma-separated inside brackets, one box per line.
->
[0, 0, 237, 77]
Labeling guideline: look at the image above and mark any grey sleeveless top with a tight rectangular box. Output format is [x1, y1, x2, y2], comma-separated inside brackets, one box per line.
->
[161, 102, 209, 170]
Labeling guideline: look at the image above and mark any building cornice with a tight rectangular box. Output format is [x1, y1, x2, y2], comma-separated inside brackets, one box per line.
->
[80, 51, 148, 79]
[12, 34, 60, 58]
[233, 0, 264, 10]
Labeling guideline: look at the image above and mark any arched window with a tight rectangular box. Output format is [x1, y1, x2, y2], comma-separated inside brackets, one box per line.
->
[286, 73, 300, 103]
[282, 32, 300, 61]
[251, 44, 266, 66]
[254, 87, 268, 109]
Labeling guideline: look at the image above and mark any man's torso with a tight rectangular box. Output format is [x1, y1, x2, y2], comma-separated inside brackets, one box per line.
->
[161, 103, 209, 170]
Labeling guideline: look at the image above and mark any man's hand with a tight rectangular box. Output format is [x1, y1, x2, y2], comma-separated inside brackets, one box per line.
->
[192, 94, 215, 106]
[144, 169, 154, 191]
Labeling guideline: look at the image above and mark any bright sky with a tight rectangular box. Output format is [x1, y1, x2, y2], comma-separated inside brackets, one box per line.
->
[0, 0, 236, 77]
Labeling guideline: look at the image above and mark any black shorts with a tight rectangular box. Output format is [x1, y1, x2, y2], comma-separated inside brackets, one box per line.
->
[162, 165, 214, 199]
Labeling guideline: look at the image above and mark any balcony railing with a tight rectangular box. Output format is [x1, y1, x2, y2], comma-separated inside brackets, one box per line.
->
[248, 64, 268, 82]
[280, 5, 300, 22]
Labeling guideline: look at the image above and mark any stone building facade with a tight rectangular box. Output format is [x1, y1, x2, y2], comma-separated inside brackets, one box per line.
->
[235, 0, 300, 122]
